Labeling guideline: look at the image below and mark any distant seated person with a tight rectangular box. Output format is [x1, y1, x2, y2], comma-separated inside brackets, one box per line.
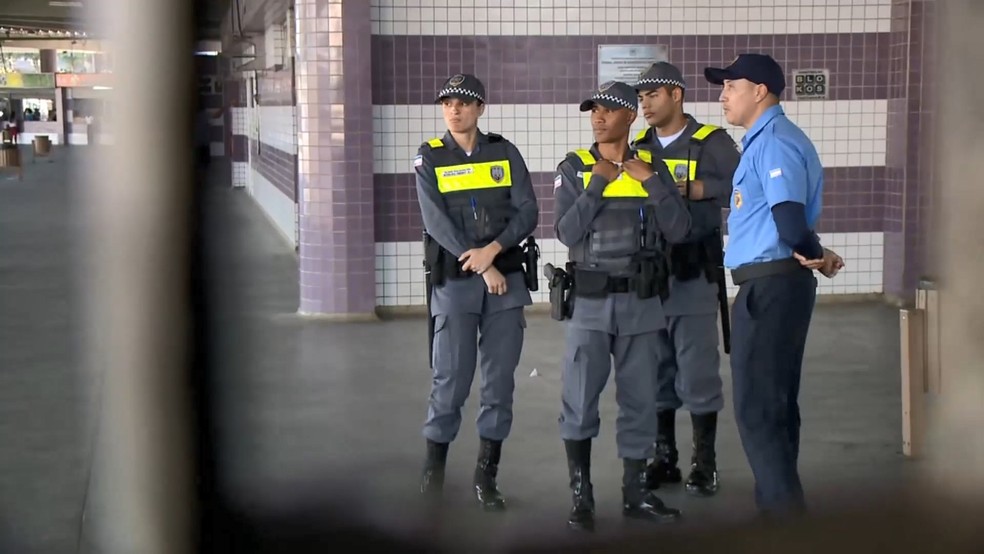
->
[4, 119, 18, 144]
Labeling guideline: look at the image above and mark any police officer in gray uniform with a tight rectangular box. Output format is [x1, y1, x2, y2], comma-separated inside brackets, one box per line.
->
[551, 81, 692, 531]
[632, 62, 741, 496]
[414, 73, 539, 511]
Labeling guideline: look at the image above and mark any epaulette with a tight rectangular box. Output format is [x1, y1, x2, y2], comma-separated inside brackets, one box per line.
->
[690, 124, 722, 143]
[634, 148, 654, 164]
[424, 137, 444, 149]
[567, 149, 596, 167]
[633, 127, 652, 145]
[486, 132, 505, 143]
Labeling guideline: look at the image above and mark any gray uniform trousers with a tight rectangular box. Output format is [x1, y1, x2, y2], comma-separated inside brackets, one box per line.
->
[424, 270, 530, 444]
[655, 275, 724, 415]
[559, 292, 667, 460]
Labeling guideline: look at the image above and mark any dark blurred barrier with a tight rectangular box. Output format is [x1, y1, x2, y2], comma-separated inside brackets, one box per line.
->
[83, 0, 984, 552]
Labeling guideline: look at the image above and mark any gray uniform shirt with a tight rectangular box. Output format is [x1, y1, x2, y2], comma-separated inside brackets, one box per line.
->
[553, 144, 692, 335]
[415, 130, 539, 316]
[636, 118, 740, 316]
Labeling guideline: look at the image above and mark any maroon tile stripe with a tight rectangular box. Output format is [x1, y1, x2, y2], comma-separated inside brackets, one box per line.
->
[249, 139, 297, 201]
[371, 33, 890, 105]
[373, 166, 886, 242]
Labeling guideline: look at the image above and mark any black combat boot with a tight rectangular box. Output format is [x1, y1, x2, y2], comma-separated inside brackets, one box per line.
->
[685, 412, 720, 497]
[623, 458, 682, 523]
[420, 439, 449, 495]
[474, 438, 506, 511]
[564, 439, 595, 532]
[646, 409, 682, 488]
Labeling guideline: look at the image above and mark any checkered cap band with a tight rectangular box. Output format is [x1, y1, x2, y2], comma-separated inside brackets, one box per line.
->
[591, 93, 636, 110]
[437, 87, 485, 102]
[636, 77, 685, 89]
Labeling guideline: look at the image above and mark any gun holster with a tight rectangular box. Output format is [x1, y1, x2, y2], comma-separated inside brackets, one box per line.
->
[523, 236, 540, 292]
[544, 262, 574, 321]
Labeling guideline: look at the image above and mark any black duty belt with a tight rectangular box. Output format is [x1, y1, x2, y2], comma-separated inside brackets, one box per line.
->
[570, 274, 638, 296]
[730, 258, 803, 286]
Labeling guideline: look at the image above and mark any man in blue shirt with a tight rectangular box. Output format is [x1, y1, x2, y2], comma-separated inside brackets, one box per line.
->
[704, 53, 843, 517]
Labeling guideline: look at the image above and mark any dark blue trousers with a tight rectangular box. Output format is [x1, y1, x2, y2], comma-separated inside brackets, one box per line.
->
[730, 268, 817, 515]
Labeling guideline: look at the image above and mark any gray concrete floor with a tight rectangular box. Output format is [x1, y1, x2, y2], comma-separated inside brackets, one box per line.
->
[0, 148, 922, 552]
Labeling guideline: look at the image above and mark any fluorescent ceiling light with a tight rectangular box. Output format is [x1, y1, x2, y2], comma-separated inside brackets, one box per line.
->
[93, 85, 112, 90]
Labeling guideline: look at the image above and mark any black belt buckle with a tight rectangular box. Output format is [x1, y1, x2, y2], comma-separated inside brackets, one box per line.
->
[607, 277, 632, 293]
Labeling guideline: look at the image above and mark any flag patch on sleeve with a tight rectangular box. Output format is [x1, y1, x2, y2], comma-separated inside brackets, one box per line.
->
[554, 174, 563, 189]
[769, 168, 783, 178]
[413, 155, 423, 168]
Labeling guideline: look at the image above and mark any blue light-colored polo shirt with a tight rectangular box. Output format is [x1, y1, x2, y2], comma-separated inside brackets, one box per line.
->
[724, 104, 824, 269]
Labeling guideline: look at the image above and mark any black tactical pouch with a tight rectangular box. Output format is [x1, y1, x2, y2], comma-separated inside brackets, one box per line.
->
[669, 242, 703, 281]
[573, 267, 609, 298]
[492, 246, 525, 275]
[523, 236, 539, 292]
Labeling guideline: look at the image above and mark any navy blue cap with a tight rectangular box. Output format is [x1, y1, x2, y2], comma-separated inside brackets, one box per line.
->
[435, 73, 486, 104]
[579, 80, 638, 112]
[704, 53, 786, 97]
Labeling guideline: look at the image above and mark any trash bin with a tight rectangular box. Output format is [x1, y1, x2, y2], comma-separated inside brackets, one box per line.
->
[33, 135, 51, 155]
[0, 145, 18, 168]
[0, 131, 23, 180]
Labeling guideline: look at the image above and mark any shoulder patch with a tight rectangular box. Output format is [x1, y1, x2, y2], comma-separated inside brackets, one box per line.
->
[413, 154, 423, 168]
[554, 174, 563, 189]
[769, 168, 783, 179]
[426, 137, 444, 149]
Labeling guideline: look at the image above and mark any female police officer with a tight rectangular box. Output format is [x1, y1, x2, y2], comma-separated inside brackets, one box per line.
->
[703, 54, 844, 518]
[414, 73, 539, 511]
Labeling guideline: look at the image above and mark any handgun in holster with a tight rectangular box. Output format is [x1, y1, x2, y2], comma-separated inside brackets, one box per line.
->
[543, 262, 573, 321]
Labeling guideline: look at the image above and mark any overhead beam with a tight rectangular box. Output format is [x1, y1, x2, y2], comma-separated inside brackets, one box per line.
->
[0, 39, 108, 52]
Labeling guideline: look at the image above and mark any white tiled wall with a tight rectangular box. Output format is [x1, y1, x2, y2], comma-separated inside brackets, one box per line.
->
[231, 107, 249, 188]
[376, 232, 884, 307]
[370, 0, 893, 36]
[258, 105, 297, 155]
[370, 0, 891, 305]
[252, 170, 298, 248]
[373, 100, 888, 174]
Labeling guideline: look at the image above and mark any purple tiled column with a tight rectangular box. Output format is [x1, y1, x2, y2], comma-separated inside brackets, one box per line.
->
[295, 0, 376, 316]
[884, 0, 938, 300]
